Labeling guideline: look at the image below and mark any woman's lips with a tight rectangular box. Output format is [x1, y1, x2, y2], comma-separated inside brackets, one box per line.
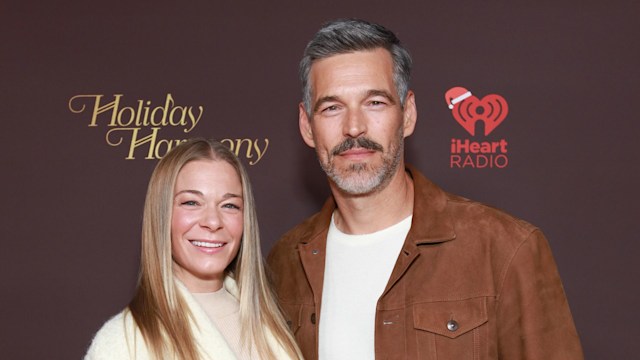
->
[189, 240, 225, 253]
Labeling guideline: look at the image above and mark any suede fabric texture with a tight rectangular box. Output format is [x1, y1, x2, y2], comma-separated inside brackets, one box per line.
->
[267, 165, 583, 360]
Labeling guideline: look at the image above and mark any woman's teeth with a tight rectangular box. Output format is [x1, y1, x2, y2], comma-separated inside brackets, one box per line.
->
[190, 241, 223, 248]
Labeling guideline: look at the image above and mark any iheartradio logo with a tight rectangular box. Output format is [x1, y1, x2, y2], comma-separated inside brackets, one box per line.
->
[445, 87, 508, 136]
[445, 86, 510, 169]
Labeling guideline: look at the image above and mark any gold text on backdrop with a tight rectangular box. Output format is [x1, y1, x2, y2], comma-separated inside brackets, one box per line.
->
[69, 94, 202, 132]
[68, 94, 269, 164]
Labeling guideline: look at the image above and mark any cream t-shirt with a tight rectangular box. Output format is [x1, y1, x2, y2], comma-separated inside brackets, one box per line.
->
[319, 214, 412, 360]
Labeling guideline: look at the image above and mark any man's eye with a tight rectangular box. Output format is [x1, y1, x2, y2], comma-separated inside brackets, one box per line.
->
[370, 100, 385, 106]
[322, 105, 339, 112]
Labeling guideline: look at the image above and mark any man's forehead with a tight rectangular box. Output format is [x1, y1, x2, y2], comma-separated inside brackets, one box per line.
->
[309, 48, 396, 96]
[310, 47, 393, 71]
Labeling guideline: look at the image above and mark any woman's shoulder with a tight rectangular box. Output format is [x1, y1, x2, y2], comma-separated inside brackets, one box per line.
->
[84, 310, 146, 360]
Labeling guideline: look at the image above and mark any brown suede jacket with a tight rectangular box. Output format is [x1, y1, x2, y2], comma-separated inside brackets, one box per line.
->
[267, 165, 583, 359]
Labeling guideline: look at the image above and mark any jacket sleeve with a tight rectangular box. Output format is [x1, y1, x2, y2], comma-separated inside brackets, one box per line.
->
[496, 229, 584, 359]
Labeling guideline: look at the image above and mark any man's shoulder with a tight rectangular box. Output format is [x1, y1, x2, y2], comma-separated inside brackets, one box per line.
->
[409, 165, 539, 241]
[442, 191, 541, 246]
[450, 192, 535, 225]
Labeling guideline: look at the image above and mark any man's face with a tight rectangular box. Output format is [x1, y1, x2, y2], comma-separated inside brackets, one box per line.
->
[299, 48, 416, 195]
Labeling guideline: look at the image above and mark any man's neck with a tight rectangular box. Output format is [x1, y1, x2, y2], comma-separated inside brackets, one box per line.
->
[330, 164, 414, 235]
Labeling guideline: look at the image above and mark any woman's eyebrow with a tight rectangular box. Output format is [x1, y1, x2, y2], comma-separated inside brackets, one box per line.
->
[174, 189, 203, 197]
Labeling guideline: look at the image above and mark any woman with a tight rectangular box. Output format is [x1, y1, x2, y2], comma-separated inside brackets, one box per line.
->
[85, 138, 302, 360]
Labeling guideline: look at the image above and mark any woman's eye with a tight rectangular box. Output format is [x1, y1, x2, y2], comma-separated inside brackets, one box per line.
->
[181, 200, 198, 206]
[222, 203, 241, 210]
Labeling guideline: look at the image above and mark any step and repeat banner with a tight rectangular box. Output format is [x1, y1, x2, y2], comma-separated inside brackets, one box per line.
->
[2, 1, 638, 358]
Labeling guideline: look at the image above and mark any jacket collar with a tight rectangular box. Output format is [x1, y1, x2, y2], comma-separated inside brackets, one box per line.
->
[297, 164, 457, 246]
[404, 164, 457, 245]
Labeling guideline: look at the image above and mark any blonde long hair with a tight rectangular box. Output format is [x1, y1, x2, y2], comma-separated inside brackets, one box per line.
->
[128, 138, 302, 359]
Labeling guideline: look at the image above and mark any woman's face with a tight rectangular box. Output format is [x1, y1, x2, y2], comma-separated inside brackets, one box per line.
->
[171, 159, 244, 292]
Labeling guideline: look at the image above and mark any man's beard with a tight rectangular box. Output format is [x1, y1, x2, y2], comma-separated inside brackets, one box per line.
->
[318, 132, 404, 195]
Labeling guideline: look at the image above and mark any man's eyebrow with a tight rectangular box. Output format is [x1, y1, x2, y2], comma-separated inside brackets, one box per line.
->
[313, 95, 340, 113]
[366, 89, 396, 104]
[313, 90, 397, 113]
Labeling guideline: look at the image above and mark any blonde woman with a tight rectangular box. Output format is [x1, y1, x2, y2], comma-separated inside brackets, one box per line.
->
[85, 138, 302, 360]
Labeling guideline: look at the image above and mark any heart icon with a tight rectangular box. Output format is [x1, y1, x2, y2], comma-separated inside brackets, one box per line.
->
[451, 94, 508, 136]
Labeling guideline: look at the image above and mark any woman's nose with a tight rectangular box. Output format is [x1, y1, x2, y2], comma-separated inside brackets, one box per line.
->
[200, 207, 222, 230]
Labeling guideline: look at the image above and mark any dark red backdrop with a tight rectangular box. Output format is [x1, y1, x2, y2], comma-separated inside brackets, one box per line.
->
[2, 1, 638, 358]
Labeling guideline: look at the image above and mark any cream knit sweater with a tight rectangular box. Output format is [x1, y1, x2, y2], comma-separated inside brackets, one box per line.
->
[84, 277, 292, 360]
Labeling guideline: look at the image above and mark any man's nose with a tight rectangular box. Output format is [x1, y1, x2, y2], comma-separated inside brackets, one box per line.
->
[343, 108, 367, 138]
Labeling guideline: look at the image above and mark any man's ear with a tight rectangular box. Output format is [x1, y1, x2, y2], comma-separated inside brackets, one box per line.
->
[402, 91, 417, 137]
[402, 90, 418, 137]
[299, 103, 316, 148]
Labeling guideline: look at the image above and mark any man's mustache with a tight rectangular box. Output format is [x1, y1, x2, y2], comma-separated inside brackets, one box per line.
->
[331, 137, 383, 156]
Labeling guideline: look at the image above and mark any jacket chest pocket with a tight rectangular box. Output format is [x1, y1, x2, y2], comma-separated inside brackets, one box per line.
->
[412, 297, 488, 359]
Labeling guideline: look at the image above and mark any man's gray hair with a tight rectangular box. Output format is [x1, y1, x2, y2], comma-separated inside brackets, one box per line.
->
[299, 18, 413, 116]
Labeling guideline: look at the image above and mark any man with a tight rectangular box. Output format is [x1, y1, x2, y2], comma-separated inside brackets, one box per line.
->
[268, 19, 583, 359]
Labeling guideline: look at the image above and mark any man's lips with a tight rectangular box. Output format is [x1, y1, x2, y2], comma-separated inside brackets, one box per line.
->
[339, 147, 376, 159]
[341, 148, 374, 154]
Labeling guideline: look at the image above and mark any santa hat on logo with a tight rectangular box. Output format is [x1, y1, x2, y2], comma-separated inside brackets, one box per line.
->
[445, 87, 472, 109]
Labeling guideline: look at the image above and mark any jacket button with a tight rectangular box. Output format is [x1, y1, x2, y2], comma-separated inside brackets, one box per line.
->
[312, 249, 319, 255]
[311, 313, 317, 324]
[447, 320, 459, 332]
